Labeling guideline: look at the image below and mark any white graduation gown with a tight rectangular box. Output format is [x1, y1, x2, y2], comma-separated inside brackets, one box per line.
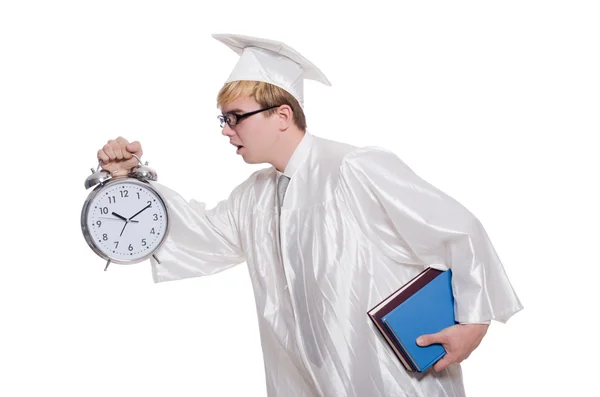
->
[149, 132, 523, 397]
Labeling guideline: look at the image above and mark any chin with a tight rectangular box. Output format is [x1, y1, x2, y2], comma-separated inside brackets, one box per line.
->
[242, 155, 264, 165]
[240, 154, 254, 164]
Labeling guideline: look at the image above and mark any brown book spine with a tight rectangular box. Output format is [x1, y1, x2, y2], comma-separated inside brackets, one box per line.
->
[367, 267, 444, 371]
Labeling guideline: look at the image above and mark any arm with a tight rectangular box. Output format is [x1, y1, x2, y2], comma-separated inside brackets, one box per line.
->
[95, 136, 246, 282]
[340, 147, 522, 369]
[340, 146, 522, 323]
[149, 181, 246, 283]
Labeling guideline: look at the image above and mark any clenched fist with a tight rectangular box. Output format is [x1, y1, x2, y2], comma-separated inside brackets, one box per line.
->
[97, 136, 143, 177]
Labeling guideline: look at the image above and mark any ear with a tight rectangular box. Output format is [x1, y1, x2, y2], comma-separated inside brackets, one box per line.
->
[276, 105, 294, 130]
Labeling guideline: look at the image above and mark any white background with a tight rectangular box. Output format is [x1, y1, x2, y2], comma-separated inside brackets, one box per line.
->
[1, 1, 598, 396]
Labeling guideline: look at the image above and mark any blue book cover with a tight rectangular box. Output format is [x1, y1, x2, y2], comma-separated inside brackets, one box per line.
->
[381, 270, 456, 372]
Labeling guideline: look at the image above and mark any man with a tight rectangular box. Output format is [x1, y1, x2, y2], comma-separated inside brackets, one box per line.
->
[97, 33, 522, 396]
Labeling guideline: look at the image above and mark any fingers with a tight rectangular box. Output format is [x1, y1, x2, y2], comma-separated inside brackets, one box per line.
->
[126, 140, 143, 157]
[102, 143, 117, 162]
[433, 354, 455, 372]
[97, 137, 143, 175]
[116, 136, 131, 160]
[99, 161, 119, 173]
[110, 136, 125, 160]
[97, 148, 109, 164]
[101, 136, 133, 162]
[417, 332, 444, 347]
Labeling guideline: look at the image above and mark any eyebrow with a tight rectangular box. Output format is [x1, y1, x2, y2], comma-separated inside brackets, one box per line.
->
[222, 108, 244, 114]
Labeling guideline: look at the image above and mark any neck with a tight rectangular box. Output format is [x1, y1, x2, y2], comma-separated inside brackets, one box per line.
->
[271, 125, 305, 173]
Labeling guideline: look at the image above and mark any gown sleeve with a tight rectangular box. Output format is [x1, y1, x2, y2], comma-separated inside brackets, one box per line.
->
[339, 146, 523, 324]
[147, 181, 246, 283]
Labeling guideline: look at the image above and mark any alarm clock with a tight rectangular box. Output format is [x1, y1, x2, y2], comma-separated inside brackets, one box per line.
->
[81, 155, 169, 270]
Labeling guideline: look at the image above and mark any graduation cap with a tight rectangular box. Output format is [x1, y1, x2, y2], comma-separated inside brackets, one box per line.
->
[212, 33, 331, 107]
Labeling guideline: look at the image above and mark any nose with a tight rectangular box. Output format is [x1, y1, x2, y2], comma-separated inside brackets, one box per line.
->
[221, 124, 235, 137]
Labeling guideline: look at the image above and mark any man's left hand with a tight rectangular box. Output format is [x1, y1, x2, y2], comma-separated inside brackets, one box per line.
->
[416, 323, 489, 372]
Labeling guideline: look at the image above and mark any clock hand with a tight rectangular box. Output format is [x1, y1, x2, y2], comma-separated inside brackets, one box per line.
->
[111, 212, 128, 222]
[128, 203, 152, 222]
[113, 211, 129, 236]
[119, 220, 129, 237]
[98, 217, 139, 223]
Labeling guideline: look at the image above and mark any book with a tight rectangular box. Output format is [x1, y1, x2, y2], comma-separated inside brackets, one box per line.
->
[367, 267, 456, 373]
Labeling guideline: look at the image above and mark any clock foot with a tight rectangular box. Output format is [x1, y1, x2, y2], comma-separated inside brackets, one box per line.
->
[104, 259, 111, 271]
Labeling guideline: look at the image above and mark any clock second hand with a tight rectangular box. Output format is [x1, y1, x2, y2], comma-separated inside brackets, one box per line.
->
[99, 217, 139, 223]
[98, 216, 139, 223]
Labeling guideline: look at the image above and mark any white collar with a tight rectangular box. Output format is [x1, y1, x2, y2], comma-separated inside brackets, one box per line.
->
[276, 131, 313, 179]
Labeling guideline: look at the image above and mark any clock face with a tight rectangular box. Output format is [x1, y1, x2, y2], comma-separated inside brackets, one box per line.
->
[83, 179, 168, 262]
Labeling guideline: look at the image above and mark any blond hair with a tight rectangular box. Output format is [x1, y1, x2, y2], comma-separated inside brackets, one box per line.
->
[217, 80, 307, 131]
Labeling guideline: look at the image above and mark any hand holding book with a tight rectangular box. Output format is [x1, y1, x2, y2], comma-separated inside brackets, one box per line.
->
[368, 268, 491, 373]
[416, 323, 489, 372]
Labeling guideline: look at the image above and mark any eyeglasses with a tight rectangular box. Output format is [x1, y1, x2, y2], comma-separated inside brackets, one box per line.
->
[218, 105, 281, 128]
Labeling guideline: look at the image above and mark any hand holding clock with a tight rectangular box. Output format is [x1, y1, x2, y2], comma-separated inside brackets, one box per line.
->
[84, 137, 167, 267]
[97, 136, 143, 177]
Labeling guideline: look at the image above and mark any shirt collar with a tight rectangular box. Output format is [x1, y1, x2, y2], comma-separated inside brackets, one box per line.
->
[276, 131, 314, 179]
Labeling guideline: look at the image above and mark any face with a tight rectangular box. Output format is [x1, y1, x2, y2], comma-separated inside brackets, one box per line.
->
[220, 96, 281, 164]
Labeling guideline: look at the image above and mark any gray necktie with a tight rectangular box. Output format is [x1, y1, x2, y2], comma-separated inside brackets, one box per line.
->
[277, 174, 290, 209]
[277, 174, 323, 367]
[277, 174, 323, 368]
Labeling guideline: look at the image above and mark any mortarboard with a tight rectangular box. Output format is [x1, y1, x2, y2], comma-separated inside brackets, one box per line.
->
[212, 33, 331, 107]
